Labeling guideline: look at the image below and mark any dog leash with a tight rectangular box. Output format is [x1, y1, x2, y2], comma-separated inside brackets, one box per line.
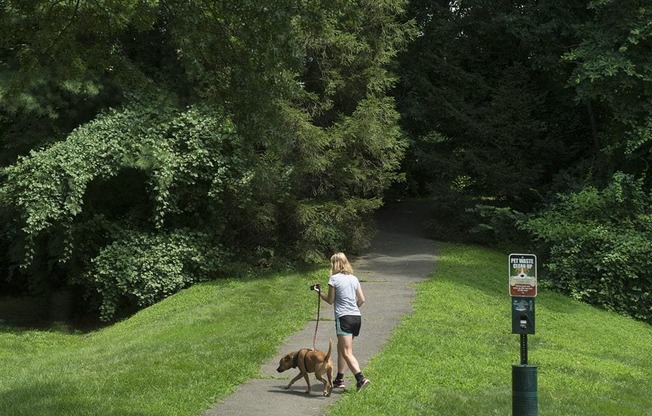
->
[312, 288, 321, 351]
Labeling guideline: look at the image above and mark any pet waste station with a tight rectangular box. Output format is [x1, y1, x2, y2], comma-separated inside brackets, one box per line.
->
[509, 253, 538, 416]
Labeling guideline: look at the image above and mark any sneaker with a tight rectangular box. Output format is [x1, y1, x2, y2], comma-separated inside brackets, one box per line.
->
[356, 378, 370, 391]
[333, 378, 346, 389]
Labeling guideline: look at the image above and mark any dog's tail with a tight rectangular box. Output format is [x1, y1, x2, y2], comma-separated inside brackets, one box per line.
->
[325, 338, 332, 361]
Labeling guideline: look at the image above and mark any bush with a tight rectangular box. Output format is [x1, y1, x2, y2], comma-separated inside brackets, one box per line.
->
[84, 230, 227, 321]
[522, 172, 652, 323]
[422, 192, 531, 249]
[468, 204, 530, 247]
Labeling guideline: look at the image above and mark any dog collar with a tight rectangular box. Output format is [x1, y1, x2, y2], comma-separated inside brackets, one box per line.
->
[292, 349, 305, 369]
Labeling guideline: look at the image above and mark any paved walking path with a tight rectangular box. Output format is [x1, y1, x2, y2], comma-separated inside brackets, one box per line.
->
[203, 202, 439, 416]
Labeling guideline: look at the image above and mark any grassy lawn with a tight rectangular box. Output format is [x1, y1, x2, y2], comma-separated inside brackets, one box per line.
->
[1, 243, 651, 415]
[326, 243, 652, 416]
[0, 270, 321, 416]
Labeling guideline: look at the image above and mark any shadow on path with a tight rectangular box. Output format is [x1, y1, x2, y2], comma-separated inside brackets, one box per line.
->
[204, 202, 439, 416]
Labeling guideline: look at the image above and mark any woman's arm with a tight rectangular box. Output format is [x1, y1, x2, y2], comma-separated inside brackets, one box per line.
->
[356, 284, 365, 307]
[317, 284, 335, 305]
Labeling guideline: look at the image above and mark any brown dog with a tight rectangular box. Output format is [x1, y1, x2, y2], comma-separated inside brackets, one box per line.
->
[277, 338, 333, 397]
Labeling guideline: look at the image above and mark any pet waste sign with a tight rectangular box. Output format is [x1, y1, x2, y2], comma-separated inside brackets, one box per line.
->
[509, 254, 537, 297]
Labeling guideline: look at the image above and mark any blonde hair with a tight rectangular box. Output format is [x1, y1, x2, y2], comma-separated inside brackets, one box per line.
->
[330, 252, 353, 275]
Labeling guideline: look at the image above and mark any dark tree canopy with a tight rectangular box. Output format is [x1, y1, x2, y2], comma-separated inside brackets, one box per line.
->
[393, 0, 652, 323]
[0, 0, 412, 320]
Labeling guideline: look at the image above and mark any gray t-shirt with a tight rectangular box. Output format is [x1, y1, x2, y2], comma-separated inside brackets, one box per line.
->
[328, 272, 361, 318]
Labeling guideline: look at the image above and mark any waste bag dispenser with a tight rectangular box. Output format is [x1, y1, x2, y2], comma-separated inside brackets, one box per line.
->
[512, 297, 535, 335]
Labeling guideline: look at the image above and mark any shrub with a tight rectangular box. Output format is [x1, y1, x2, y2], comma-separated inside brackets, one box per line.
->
[468, 204, 530, 247]
[84, 230, 227, 321]
[522, 172, 652, 323]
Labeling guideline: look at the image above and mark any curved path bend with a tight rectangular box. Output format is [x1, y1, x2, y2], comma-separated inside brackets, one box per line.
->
[204, 202, 439, 416]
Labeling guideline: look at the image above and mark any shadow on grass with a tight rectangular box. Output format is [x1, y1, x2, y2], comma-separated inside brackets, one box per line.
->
[0, 382, 148, 416]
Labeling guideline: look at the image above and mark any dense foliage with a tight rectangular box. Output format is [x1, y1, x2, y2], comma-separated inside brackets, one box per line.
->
[0, 0, 411, 320]
[394, 0, 652, 323]
[523, 173, 652, 323]
[2, 0, 651, 324]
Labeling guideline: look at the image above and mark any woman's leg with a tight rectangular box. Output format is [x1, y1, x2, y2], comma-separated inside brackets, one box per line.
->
[337, 337, 347, 374]
[337, 334, 361, 374]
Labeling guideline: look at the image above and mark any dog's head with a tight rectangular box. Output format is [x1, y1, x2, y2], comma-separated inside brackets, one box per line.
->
[277, 352, 295, 373]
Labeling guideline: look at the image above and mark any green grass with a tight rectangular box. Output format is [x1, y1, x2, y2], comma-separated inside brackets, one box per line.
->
[326, 243, 652, 415]
[2, 244, 651, 416]
[0, 270, 321, 416]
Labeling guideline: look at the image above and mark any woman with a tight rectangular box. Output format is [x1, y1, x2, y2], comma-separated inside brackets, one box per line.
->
[315, 252, 370, 391]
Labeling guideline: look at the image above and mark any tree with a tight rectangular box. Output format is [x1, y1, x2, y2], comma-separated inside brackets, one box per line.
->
[560, 0, 652, 181]
[0, 0, 412, 320]
[391, 0, 624, 247]
[395, 0, 652, 199]
[392, 0, 652, 322]
[394, 0, 589, 208]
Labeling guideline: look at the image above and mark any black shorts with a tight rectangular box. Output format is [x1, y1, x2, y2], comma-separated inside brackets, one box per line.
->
[335, 315, 361, 337]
